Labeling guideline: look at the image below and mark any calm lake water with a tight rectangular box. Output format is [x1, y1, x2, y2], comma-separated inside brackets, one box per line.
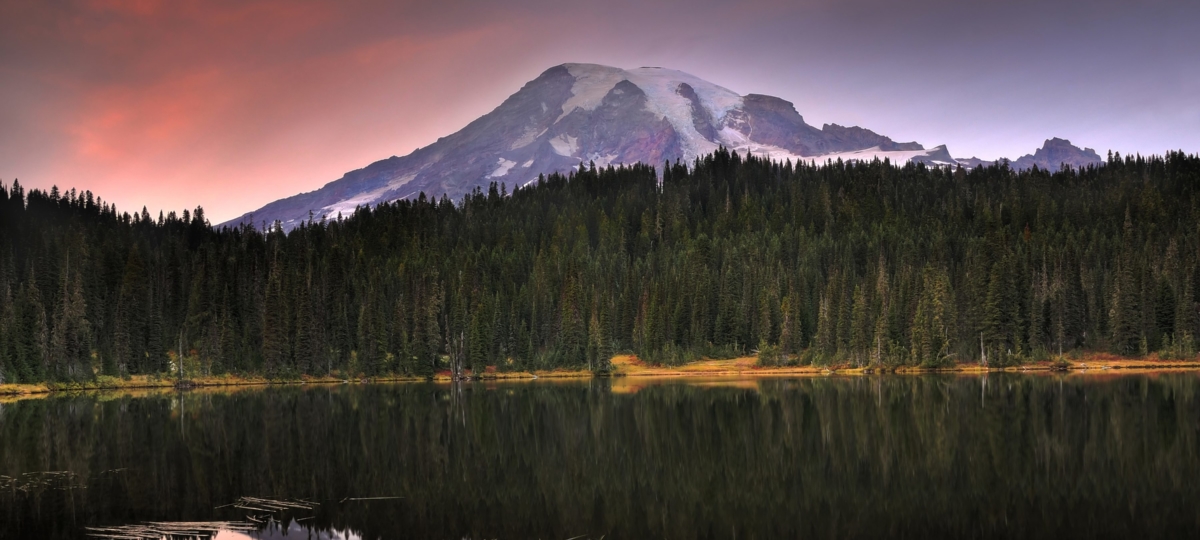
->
[2, 374, 1199, 539]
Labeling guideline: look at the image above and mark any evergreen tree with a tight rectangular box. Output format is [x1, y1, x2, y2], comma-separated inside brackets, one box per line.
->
[1111, 212, 1141, 355]
[849, 284, 871, 366]
[14, 277, 48, 381]
[261, 250, 288, 375]
[48, 262, 91, 380]
[911, 266, 954, 367]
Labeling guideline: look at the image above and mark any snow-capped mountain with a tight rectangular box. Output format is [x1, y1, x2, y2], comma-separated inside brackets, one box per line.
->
[222, 63, 954, 229]
[220, 64, 1093, 229]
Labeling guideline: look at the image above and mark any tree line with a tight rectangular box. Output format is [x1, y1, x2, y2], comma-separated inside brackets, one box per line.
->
[1, 148, 1198, 382]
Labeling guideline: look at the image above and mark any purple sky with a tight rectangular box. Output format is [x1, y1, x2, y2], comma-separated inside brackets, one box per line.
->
[2, 0, 1198, 222]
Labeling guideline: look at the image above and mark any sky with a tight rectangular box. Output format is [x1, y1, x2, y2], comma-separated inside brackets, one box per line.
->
[2, 0, 1198, 223]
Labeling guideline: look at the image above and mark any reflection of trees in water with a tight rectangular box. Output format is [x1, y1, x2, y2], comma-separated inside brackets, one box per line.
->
[1, 375, 1199, 539]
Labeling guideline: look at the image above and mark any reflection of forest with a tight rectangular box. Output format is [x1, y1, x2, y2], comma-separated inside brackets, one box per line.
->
[1, 375, 1199, 539]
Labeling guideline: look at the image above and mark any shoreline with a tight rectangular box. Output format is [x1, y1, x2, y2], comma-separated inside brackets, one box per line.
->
[3, 353, 1200, 402]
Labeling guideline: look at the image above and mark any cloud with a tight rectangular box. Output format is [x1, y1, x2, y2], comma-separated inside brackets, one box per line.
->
[1, 0, 1198, 221]
[15, 4, 532, 220]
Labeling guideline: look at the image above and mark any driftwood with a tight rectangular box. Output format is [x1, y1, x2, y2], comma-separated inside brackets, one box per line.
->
[229, 495, 318, 513]
[79, 493, 402, 538]
[1, 470, 85, 494]
[85, 521, 256, 539]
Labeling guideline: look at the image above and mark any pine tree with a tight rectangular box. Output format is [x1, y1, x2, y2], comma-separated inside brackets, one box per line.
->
[778, 294, 796, 361]
[423, 279, 443, 376]
[814, 294, 835, 361]
[1176, 270, 1197, 356]
[1155, 279, 1176, 348]
[468, 299, 488, 375]
[983, 256, 1013, 357]
[586, 303, 611, 372]
[0, 279, 12, 384]
[112, 247, 149, 375]
[48, 260, 91, 380]
[835, 275, 853, 357]
[849, 284, 871, 367]
[293, 279, 315, 373]
[145, 286, 165, 373]
[1028, 265, 1049, 356]
[1111, 212, 1141, 355]
[14, 277, 48, 382]
[261, 251, 288, 375]
[757, 286, 774, 349]
[911, 266, 955, 367]
[872, 262, 891, 367]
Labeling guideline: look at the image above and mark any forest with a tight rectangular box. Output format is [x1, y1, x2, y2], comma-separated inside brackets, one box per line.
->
[0, 148, 1198, 383]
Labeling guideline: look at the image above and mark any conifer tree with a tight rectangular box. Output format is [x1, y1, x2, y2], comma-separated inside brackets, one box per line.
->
[814, 294, 835, 361]
[849, 284, 871, 366]
[0, 279, 12, 383]
[1111, 212, 1141, 355]
[872, 261, 892, 367]
[15, 277, 48, 381]
[48, 262, 90, 380]
[261, 251, 288, 374]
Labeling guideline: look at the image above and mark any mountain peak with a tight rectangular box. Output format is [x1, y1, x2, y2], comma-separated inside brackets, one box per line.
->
[1012, 137, 1103, 171]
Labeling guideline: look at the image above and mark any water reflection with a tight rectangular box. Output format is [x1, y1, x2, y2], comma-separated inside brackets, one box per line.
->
[1, 374, 1199, 539]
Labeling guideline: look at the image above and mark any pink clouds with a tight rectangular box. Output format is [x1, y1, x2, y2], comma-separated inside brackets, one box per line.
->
[2, 1, 542, 220]
[1, 0, 1197, 222]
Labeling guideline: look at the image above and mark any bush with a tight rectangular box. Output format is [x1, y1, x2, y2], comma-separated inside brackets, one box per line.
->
[920, 354, 956, 369]
[94, 375, 122, 388]
[1160, 332, 1197, 360]
[756, 341, 782, 367]
[643, 343, 697, 367]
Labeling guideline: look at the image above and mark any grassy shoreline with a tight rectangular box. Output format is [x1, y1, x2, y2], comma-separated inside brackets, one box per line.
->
[3, 353, 1199, 401]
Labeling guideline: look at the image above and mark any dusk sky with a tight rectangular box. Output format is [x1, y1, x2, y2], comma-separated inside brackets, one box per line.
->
[2, 0, 1198, 223]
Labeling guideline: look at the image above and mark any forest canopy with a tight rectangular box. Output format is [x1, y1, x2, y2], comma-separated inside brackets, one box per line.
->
[1, 149, 1198, 383]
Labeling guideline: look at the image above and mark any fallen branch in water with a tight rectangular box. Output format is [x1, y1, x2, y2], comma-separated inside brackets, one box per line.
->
[339, 496, 404, 503]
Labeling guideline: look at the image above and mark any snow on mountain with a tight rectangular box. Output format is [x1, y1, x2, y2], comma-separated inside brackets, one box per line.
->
[220, 63, 966, 230]
[812, 145, 956, 166]
[954, 157, 995, 169]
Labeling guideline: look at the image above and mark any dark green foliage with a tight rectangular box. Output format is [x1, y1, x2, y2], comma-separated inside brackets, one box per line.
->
[2, 149, 1200, 380]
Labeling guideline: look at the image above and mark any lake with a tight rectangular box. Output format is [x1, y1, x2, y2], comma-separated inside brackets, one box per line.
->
[2, 373, 1199, 539]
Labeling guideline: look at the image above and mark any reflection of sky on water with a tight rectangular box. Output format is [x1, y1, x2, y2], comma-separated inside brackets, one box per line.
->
[6, 376, 1200, 538]
[215, 520, 362, 540]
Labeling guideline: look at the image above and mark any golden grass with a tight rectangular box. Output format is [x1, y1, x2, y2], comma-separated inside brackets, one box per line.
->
[1, 352, 1198, 403]
[610, 354, 826, 377]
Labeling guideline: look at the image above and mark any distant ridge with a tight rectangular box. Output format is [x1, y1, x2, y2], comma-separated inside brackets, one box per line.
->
[953, 139, 1103, 171]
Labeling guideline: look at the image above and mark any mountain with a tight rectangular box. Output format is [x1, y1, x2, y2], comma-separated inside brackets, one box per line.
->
[1009, 138, 1103, 171]
[222, 63, 954, 229]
